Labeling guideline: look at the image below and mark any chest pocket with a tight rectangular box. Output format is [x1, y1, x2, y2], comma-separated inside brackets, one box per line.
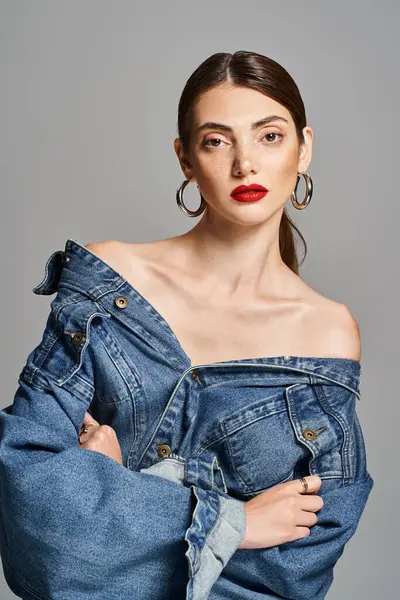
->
[204, 380, 355, 500]
[214, 389, 309, 499]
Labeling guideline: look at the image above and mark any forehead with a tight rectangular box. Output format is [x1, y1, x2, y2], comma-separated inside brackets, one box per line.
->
[192, 84, 293, 128]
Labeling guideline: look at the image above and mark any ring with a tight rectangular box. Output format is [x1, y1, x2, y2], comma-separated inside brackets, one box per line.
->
[299, 477, 309, 494]
[79, 424, 97, 433]
[78, 423, 99, 445]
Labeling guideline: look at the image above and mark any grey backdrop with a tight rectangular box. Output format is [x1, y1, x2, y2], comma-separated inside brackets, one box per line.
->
[1, 1, 397, 598]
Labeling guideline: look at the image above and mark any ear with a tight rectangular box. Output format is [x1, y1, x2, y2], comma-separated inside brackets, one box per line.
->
[297, 126, 313, 174]
[174, 138, 197, 182]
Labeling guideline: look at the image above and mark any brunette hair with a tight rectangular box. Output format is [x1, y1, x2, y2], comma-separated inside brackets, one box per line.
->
[177, 50, 308, 274]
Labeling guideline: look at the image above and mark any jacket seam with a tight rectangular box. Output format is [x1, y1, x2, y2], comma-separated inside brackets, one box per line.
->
[57, 277, 125, 302]
[313, 384, 352, 482]
[52, 292, 94, 319]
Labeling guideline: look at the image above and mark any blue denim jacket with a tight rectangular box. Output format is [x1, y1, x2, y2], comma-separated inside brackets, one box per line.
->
[0, 238, 374, 600]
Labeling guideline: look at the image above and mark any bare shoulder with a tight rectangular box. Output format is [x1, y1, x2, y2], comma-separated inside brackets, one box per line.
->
[85, 236, 181, 261]
[287, 272, 361, 361]
[84, 239, 130, 274]
[84, 239, 122, 259]
[309, 296, 361, 361]
[83, 238, 167, 279]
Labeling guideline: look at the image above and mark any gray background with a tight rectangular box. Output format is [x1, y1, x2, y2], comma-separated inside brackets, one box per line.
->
[1, 0, 397, 597]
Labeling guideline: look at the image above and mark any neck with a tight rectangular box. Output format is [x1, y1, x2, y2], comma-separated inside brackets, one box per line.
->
[176, 208, 296, 302]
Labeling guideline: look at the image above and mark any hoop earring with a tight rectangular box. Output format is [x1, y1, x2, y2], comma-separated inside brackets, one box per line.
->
[176, 179, 207, 217]
[291, 172, 313, 210]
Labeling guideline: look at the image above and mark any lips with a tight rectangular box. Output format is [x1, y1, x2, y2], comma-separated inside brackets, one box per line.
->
[231, 184, 268, 196]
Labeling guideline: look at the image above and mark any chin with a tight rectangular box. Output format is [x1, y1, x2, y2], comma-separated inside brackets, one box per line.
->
[221, 206, 277, 227]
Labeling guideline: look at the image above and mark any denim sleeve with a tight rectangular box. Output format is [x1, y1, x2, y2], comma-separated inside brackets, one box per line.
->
[140, 451, 246, 599]
[210, 474, 374, 600]
[0, 318, 245, 600]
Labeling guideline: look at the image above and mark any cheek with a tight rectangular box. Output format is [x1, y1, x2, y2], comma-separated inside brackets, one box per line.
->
[269, 152, 299, 189]
[272, 144, 299, 171]
[197, 157, 227, 187]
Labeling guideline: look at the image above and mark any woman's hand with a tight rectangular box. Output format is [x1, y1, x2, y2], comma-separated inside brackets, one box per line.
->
[78, 411, 123, 466]
[239, 475, 324, 549]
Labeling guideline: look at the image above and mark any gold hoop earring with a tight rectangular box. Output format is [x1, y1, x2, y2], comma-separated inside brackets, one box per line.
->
[291, 172, 313, 210]
[176, 179, 207, 217]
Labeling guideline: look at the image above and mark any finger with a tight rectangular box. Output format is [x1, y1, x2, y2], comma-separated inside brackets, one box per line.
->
[295, 475, 322, 494]
[82, 411, 99, 427]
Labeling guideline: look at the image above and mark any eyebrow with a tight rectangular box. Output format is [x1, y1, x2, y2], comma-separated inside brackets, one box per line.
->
[196, 115, 289, 135]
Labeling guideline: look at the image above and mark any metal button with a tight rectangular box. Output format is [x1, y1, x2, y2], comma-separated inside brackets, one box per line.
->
[156, 444, 171, 458]
[191, 368, 199, 380]
[115, 295, 129, 309]
[303, 427, 326, 440]
[71, 332, 85, 345]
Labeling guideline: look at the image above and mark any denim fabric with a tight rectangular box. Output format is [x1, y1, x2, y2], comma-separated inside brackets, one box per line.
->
[0, 238, 374, 600]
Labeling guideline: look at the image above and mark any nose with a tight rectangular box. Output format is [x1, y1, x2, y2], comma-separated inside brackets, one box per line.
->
[232, 146, 259, 178]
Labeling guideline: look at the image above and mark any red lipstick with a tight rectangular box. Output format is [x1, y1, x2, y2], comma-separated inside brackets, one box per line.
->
[230, 183, 269, 202]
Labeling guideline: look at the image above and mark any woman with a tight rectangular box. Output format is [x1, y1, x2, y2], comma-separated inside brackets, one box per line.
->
[0, 50, 373, 600]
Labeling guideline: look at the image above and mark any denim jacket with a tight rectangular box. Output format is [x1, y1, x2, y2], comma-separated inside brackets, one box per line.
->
[0, 238, 374, 600]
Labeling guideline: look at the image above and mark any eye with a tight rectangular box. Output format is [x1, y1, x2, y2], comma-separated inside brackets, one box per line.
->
[263, 132, 283, 144]
[202, 137, 227, 148]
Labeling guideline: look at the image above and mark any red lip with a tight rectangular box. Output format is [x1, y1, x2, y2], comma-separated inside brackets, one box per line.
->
[231, 183, 268, 196]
